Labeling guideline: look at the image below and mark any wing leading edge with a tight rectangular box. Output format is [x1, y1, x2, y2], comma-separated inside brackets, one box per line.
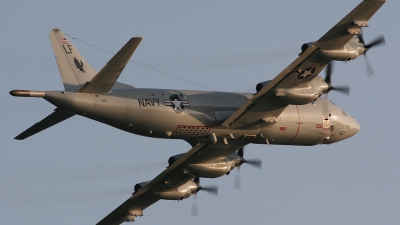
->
[222, 0, 385, 129]
[97, 140, 248, 224]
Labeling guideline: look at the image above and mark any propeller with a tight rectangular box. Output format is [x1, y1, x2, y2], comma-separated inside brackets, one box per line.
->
[191, 177, 218, 216]
[234, 165, 242, 189]
[234, 148, 262, 189]
[324, 62, 350, 96]
[358, 31, 385, 76]
[322, 62, 350, 116]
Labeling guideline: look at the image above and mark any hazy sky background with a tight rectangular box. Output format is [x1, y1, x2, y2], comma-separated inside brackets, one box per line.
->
[1, 0, 398, 224]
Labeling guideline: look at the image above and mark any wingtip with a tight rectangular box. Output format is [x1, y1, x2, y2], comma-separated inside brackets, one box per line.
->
[130, 36, 143, 42]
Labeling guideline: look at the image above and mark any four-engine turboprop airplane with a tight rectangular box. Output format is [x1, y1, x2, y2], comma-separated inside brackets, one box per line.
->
[10, 0, 385, 224]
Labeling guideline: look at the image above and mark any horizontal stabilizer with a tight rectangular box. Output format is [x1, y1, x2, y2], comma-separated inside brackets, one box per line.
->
[15, 108, 75, 140]
[78, 37, 142, 94]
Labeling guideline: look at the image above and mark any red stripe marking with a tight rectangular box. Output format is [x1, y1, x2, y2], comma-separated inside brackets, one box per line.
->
[287, 105, 301, 144]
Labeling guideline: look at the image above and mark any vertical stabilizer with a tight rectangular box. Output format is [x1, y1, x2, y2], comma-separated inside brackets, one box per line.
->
[50, 28, 97, 92]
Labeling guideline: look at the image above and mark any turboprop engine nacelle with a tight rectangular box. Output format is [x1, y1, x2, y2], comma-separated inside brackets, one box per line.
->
[153, 180, 199, 200]
[301, 37, 365, 61]
[256, 80, 272, 93]
[168, 152, 242, 178]
[133, 181, 151, 193]
[133, 179, 198, 200]
[183, 162, 234, 178]
[168, 153, 185, 167]
[268, 76, 329, 105]
[299, 41, 316, 55]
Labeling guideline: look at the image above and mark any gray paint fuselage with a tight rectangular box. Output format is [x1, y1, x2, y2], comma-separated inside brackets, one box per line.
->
[43, 88, 359, 146]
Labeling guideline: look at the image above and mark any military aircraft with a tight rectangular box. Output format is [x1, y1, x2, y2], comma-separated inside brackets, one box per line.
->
[10, 0, 385, 224]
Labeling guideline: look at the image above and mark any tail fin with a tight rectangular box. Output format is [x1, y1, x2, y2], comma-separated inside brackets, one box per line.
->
[50, 28, 98, 92]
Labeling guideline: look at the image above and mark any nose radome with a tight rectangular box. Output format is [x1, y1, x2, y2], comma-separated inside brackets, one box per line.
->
[348, 117, 360, 137]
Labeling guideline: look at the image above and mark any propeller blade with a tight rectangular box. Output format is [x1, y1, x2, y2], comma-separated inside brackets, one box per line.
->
[329, 85, 350, 95]
[200, 185, 219, 195]
[365, 35, 385, 49]
[244, 158, 262, 169]
[195, 177, 218, 195]
[234, 147, 263, 188]
[321, 91, 331, 118]
[191, 177, 218, 216]
[363, 36, 385, 76]
[359, 30, 385, 76]
[324, 62, 351, 95]
[191, 194, 198, 216]
[234, 166, 241, 189]
[358, 33, 365, 45]
[325, 62, 333, 85]
[364, 54, 375, 76]
[237, 148, 244, 157]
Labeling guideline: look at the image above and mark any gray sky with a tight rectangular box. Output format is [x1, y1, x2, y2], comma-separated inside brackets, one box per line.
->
[1, 0, 399, 224]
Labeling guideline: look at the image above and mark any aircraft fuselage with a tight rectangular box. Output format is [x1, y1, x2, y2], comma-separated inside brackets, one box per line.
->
[42, 87, 359, 146]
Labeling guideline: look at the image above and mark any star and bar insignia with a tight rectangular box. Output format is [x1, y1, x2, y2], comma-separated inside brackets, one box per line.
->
[164, 94, 190, 111]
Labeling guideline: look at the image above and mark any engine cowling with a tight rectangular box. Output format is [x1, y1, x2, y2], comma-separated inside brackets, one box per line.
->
[299, 37, 366, 61]
[315, 48, 363, 61]
[153, 180, 198, 200]
[256, 80, 272, 93]
[299, 41, 316, 55]
[168, 152, 243, 178]
[268, 87, 318, 105]
[268, 76, 328, 105]
[181, 153, 242, 178]
[183, 163, 233, 178]
[315, 37, 365, 61]
[168, 153, 185, 167]
[133, 181, 150, 193]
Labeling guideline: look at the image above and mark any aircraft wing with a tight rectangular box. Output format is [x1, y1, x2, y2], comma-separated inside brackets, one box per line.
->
[97, 140, 248, 225]
[222, 0, 385, 129]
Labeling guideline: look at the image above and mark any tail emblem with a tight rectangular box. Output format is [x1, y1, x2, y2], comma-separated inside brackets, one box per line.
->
[73, 57, 85, 73]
